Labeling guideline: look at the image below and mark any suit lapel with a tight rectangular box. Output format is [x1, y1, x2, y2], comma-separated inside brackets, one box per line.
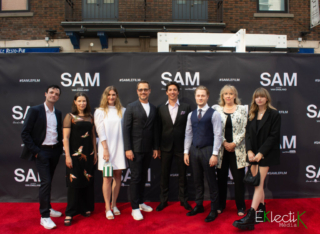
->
[252, 114, 257, 135]
[173, 104, 182, 126]
[257, 109, 270, 134]
[41, 104, 47, 129]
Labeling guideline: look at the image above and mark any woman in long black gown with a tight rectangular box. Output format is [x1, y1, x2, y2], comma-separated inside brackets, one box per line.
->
[63, 92, 97, 226]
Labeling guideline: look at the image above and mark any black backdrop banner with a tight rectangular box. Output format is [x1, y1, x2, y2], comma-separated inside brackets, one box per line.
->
[0, 53, 319, 203]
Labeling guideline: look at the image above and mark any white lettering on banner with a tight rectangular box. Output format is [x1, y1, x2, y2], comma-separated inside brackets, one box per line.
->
[260, 72, 297, 86]
[14, 168, 41, 182]
[61, 73, 100, 87]
[280, 136, 296, 149]
[161, 72, 200, 86]
[306, 165, 320, 179]
[306, 104, 320, 118]
[12, 106, 30, 124]
[121, 168, 151, 186]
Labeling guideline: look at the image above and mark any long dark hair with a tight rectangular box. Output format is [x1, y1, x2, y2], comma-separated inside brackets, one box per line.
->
[71, 92, 92, 116]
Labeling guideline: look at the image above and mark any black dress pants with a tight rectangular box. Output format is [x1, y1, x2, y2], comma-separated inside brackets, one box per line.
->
[159, 150, 188, 203]
[35, 147, 61, 218]
[128, 151, 152, 209]
[190, 145, 219, 211]
[217, 150, 245, 210]
[65, 182, 95, 217]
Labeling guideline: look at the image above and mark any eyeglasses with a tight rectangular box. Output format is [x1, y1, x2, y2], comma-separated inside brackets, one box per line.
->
[138, 88, 149, 92]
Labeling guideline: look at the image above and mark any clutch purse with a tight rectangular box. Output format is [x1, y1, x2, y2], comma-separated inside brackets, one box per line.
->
[243, 165, 260, 186]
[103, 161, 113, 177]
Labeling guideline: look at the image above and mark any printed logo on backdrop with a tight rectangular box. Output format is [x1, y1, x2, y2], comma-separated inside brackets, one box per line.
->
[119, 78, 141, 82]
[161, 72, 199, 91]
[260, 72, 297, 91]
[306, 104, 320, 122]
[280, 135, 296, 154]
[14, 168, 41, 187]
[121, 168, 152, 187]
[61, 72, 100, 92]
[279, 110, 288, 114]
[305, 165, 320, 183]
[12, 106, 30, 124]
[219, 78, 240, 82]
[19, 79, 40, 83]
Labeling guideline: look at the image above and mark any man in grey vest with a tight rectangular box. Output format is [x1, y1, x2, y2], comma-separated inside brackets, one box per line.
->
[184, 86, 222, 222]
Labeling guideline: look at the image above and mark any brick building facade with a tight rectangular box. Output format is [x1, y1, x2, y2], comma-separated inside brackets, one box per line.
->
[0, 0, 319, 52]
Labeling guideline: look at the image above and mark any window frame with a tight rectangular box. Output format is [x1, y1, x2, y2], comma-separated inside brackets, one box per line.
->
[257, 0, 288, 13]
[0, 0, 30, 13]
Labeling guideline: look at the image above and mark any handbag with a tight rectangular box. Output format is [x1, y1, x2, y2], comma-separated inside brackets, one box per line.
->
[103, 161, 113, 177]
[243, 164, 260, 186]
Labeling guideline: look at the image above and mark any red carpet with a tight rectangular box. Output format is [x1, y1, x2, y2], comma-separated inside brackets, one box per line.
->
[0, 198, 318, 234]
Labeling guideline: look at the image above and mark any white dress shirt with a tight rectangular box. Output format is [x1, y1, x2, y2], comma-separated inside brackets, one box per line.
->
[141, 102, 150, 117]
[166, 99, 180, 124]
[184, 104, 222, 155]
[42, 102, 58, 145]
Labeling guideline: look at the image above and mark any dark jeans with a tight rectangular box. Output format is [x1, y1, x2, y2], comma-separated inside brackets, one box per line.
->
[190, 145, 219, 211]
[65, 182, 95, 217]
[159, 150, 188, 203]
[217, 150, 246, 211]
[128, 151, 152, 209]
[35, 147, 61, 218]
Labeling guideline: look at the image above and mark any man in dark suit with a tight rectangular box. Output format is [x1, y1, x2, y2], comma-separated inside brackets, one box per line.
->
[21, 85, 63, 229]
[156, 81, 192, 212]
[123, 80, 158, 221]
[184, 86, 222, 223]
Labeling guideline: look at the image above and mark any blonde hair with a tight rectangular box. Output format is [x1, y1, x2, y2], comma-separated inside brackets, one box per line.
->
[249, 87, 276, 121]
[98, 86, 123, 117]
[195, 85, 210, 96]
[218, 84, 241, 106]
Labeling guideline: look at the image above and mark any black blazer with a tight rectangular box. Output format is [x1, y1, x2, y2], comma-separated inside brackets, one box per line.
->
[245, 108, 281, 166]
[123, 100, 158, 153]
[158, 102, 191, 153]
[20, 104, 63, 161]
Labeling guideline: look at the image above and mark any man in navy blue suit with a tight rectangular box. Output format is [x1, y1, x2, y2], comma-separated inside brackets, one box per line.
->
[184, 86, 222, 223]
[21, 85, 63, 229]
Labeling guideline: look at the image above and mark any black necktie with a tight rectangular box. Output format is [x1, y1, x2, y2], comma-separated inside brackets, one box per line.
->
[198, 109, 202, 120]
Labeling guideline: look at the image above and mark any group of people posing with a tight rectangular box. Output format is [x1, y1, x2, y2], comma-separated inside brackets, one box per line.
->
[21, 81, 281, 231]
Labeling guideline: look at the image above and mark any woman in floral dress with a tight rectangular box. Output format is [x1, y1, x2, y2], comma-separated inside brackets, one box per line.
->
[63, 92, 97, 226]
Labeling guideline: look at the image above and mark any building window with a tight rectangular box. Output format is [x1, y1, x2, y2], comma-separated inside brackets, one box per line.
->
[1, 0, 29, 12]
[257, 0, 288, 13]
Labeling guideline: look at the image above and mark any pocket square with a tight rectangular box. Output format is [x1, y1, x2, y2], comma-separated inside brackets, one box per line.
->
[180, 111, 186, 115]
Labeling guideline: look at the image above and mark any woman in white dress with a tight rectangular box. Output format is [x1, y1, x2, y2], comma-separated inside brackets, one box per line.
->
[94, 86, 126, 220]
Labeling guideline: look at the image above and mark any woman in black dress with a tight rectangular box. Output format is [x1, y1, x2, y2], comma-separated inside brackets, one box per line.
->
[233, 88, 281, 230]
[63, 93, 97, 226]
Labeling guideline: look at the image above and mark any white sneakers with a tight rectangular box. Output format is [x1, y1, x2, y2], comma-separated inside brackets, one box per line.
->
[132, 209, 144, 221]
[139, 203, 153, 212]
[40, 209, 62, 229]
[50, 208, 62, 217]
[132, 203, 153, 221]
[40, 217, 56, 229]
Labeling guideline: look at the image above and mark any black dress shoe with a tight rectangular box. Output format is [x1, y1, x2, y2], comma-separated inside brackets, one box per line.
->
[205, 211, 218, 222]
[156, 202, 168, 211]
[186, 205, 204, 216]
[180, 201, 192, 211]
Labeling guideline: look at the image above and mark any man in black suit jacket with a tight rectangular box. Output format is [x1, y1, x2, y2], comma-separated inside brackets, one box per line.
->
[21, 85, 63, 229]
[156, 81, 192, 212]
[123, 80, 159, 221]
